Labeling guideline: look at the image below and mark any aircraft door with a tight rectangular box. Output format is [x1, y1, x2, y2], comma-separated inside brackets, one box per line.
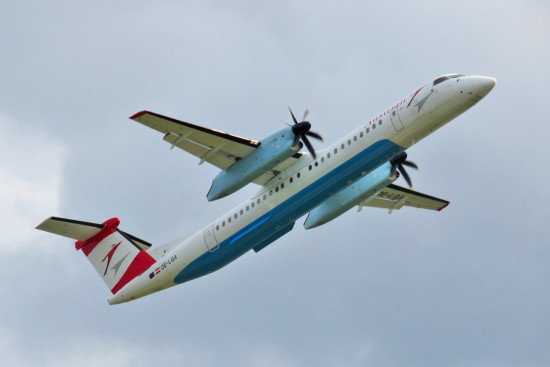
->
[390, 108, 404, 131]
[203, 226, 219, 252]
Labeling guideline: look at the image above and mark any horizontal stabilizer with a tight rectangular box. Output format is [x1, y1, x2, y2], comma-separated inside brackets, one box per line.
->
[36, 217, 103, 241]
[36, 217, 152, 250]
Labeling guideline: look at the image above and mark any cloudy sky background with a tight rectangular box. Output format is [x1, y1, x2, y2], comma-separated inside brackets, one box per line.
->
[1, 1, 549, 366]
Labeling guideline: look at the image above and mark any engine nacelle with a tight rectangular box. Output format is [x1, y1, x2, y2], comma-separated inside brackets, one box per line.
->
[207, 127, 298, 201]
[304, 162, 395, 229]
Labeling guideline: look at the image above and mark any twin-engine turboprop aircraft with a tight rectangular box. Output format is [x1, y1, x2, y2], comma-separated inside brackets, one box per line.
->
[36, 74, 496, 304]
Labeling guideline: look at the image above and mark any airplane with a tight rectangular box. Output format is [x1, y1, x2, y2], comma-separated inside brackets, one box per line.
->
[36, 73, 496, 305]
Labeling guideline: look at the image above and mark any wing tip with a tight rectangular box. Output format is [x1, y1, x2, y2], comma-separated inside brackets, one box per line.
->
[129, 110, 148, 120]
[437, 201, 451, 211]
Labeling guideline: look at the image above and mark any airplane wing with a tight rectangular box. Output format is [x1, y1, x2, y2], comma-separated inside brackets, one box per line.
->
[130, 110, 302, 184]
[359, 184, 449, 213]
[130, 110, 260, 170]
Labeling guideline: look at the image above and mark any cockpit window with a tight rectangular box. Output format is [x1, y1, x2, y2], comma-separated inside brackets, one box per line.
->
[433, 74, 466, 86]
[433, 76, 449, 86]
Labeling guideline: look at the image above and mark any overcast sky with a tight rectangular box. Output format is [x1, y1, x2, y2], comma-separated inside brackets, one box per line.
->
[1, 1, 549, 366]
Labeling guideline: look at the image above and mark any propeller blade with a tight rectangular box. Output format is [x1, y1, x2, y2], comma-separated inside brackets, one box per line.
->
[397, 164, 413, 188]
[302, 109, 309, 121]
[391, 152, 407, 164]
[279, 118, 293, 127]
[288, 107, 299, 125]
[401, 160, 419, 170]
[305, 130, 324, 141]
[302, 135, 317, 159]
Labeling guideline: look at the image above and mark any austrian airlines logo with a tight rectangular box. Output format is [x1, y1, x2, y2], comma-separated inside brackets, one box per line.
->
[407, 85, 433, 114]
[102, 241, 126, 277]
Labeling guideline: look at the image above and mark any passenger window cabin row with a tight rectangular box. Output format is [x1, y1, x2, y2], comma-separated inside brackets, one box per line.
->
[215, 119, 384, 231]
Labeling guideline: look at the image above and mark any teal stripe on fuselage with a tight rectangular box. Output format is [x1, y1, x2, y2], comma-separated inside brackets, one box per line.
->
[174, 139, 403, 284]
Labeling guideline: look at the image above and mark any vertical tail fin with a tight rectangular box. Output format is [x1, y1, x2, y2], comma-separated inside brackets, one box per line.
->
[36, 217, 156, 294]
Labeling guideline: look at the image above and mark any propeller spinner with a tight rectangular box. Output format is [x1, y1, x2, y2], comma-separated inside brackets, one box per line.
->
[288, 107, 323, 159]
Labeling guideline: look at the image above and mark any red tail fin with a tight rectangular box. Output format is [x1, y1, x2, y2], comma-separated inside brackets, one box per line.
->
[37, 217, 156, 294]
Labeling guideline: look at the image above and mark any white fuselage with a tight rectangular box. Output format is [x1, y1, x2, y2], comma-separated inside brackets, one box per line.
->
[109, 74, 496, 304]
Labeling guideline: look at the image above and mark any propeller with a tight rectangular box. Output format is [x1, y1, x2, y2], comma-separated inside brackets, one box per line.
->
[288, 107, 323, 159]
[390, 152, 419, 188]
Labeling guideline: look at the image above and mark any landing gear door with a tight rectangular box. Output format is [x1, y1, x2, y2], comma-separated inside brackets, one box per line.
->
[390, 109, 404, 131]
[203, 226, 219, 252]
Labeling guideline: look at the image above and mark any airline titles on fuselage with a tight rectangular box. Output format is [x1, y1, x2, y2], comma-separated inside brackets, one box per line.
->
[364, 98, 407, 128]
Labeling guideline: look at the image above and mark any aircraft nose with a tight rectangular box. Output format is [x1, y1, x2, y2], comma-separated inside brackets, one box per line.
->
[475, 75, 497, 97]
